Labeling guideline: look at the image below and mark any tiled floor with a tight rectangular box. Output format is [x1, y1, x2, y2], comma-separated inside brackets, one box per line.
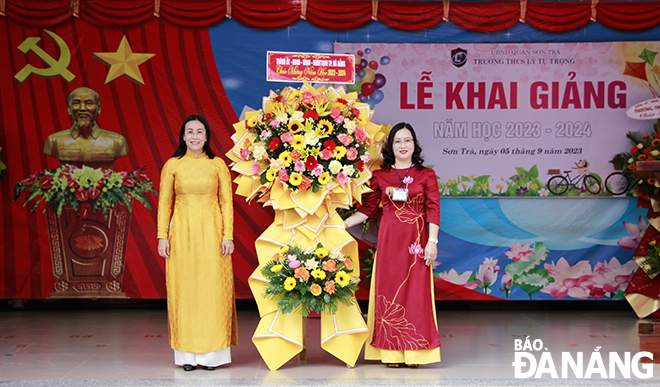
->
[1, 302, 659, 386]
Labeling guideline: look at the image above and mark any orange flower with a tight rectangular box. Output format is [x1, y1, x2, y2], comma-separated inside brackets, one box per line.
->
[290, 150, 301, 162]
[643, 134, 652, 139]
[638, 154, 647, 160]
[324, 280, 336, 295]
[649, 178, 657, 186]
[310, 283, 322, 296]
[294, 267, 310, 282]
[653, 139, 660, 146]
[298, 175, 311, 191]
[344, 259, 353, 271]
[322, 260, 337, 273]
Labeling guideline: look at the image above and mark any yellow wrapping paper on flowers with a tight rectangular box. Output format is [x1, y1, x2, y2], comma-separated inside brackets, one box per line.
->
[226, 82, 386, 370]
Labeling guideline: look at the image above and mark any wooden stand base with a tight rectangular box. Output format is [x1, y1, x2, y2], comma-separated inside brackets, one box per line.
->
[46, 203, 131, 299]
[639, 320, 660, 363]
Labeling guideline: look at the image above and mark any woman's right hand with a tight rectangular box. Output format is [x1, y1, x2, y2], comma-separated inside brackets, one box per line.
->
[158, 238, 170, 258]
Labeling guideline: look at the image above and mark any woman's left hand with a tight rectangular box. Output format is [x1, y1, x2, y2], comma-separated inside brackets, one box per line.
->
[222, 240, 234, 257]
[424, 242, 437, 267]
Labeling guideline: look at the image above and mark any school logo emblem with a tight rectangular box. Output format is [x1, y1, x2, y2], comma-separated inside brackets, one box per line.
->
[451, 47, 468, 68]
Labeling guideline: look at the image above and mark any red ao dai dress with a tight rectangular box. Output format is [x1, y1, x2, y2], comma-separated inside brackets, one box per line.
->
[358, 166, 441, 365]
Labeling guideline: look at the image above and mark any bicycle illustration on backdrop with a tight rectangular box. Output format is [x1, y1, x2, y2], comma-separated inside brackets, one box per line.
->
[546, 159, 632, 196]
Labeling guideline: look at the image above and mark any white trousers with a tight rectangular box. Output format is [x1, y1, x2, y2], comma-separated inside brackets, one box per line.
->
[174, 347, 231, 367]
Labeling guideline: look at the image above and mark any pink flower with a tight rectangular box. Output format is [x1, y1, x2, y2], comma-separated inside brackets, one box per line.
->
[302, 91, 313, 104]
[270, 120, 280, 128]
[251, 163, 261, 175]
[501, 272, 513, 292]
[504, 242, 535, 262]
[329, 107, 341, 120]
[320, 149, 333, 160]
[360, 153, 371, 163]
[241, 148, 252, 160]
[408, 243, 424, 259]
[617, 216, 648, 251]
[294, 161, 305, 173]
[289, 260, 301, 269]
[334, 115, 345, 123]
[337, 133, 352, 146]
[592, 257, 638, 294]
[438, 269, 478, 289]
[312, 165, 324, 176]
[474, 257, 500, 293]
[261, 129, 272, 137]
[541, 258, 594, 299]
[278, 169, 289, 182]
[355, 128, 367, 143]
[337, 172, 349, 184]
[346, 147, 358, 161]
[402, 176, 414, 185]
[280, 132, 294, 143]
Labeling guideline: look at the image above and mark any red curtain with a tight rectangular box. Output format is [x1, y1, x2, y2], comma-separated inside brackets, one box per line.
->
[450, 2, 520, 32]
[305, 1, 373, 29]
[598, 2, 660, 30]
[526, 2, 592, 32]
[2, 1, 660, 31]
[378, 1, 445, 30]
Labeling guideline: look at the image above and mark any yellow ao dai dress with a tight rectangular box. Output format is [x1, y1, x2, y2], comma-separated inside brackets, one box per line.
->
[157, 152, 238, 356]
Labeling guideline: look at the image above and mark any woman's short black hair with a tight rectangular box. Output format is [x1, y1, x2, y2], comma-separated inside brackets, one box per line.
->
[172, 114, 216, 159]
[381, 122, 424, 170]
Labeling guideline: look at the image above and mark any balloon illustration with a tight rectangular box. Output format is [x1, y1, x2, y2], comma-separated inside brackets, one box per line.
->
[373, 73, 387, 89]
[360, 68, 375, 84]
[361, 83, 375, 97]
[346, 49, 391, 106]
[370, 89, 384, 104]
[347, 82, 362, 93]
[362, 98, 376, 109]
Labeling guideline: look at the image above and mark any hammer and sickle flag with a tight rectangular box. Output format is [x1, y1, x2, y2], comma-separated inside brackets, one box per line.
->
[14, 30, 75, 83]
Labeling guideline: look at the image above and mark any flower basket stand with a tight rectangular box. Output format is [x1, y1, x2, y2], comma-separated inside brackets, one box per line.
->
[47, 201, 132, 298]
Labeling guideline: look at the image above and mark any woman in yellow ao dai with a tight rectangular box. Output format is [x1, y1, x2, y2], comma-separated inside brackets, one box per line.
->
[157, 115, 237, 371]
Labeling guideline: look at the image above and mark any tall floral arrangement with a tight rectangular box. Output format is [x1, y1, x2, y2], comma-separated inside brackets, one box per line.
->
[14, 164, 157, 218]
[237, 83, 374, 193]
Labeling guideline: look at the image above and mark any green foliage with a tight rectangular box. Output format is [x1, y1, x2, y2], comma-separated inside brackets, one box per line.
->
[505, 242, 551, 300]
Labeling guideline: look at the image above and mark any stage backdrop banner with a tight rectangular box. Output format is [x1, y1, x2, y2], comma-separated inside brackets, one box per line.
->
[335, 42, 660, 197]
